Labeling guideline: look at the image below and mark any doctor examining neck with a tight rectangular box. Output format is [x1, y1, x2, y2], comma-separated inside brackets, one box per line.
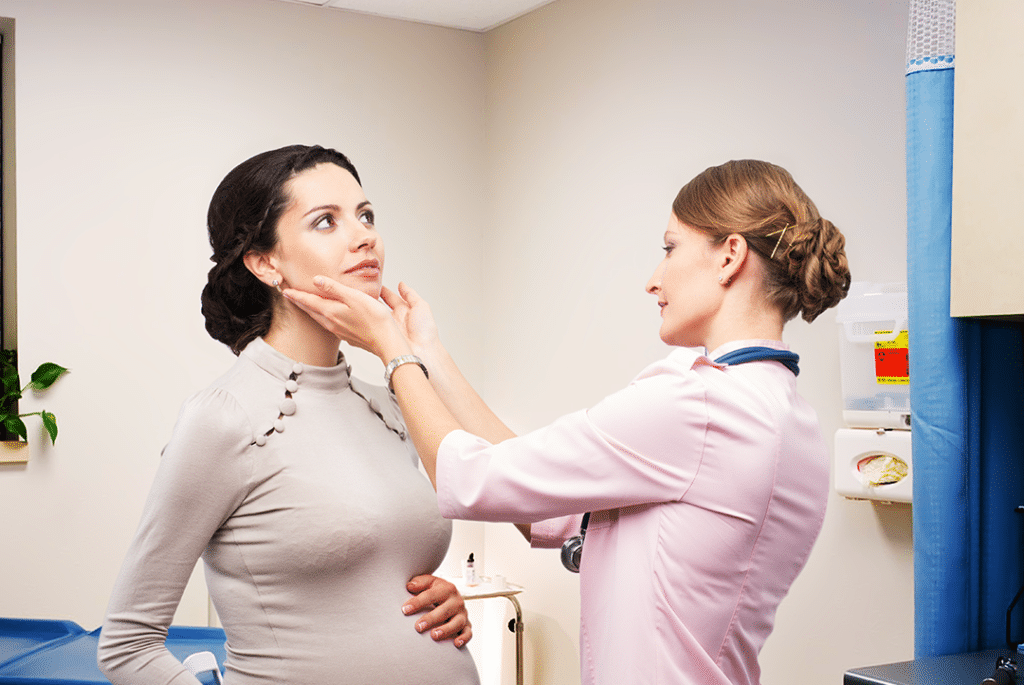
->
[283, 158, 850, 685]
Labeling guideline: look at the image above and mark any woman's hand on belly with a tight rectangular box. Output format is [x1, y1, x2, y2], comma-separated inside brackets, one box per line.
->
[402, 575, 473, 648]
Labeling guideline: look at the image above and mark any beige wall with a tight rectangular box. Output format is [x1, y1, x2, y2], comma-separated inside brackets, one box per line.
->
[0, 0, 912, 684]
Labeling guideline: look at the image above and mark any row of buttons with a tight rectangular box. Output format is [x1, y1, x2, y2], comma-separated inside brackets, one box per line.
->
[252, 360, 407, 445]
[254, 363, 305, 447]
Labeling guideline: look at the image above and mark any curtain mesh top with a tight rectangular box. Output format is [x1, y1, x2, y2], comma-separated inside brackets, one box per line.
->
[907, 0, 955, 74]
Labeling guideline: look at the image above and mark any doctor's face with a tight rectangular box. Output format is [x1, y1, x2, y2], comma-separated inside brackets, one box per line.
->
[646, 215, 722, 348]
[271, 163, 384, 300]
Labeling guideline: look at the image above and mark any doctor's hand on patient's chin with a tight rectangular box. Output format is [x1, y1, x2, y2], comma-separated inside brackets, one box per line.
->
[281, 276, 410, 362]
[380, 283, 444, 361]
[402, 575, 473, 648]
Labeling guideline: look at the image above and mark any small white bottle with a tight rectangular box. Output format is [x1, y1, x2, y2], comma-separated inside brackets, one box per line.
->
[463, 553, 479, 586]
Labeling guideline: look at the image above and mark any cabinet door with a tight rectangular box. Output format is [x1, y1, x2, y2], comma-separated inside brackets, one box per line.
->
[950, 0, 1024, 319]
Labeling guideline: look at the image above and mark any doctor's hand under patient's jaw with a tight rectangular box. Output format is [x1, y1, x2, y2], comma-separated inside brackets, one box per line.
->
[379, 283, 443, 359]
[282, 276, 417, 362]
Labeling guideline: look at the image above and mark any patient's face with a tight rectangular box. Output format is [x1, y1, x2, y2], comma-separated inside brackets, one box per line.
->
[271, 163, 385, 299]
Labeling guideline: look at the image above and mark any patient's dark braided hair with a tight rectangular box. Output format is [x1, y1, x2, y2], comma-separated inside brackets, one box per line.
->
[201, 145, 361, 354]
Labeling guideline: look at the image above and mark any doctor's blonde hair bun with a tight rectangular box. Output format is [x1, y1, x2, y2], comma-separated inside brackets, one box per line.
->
[672, 159, 851, 323]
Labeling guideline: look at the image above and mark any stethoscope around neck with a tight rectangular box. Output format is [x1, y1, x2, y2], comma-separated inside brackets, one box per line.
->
[559, 346, 799, 573]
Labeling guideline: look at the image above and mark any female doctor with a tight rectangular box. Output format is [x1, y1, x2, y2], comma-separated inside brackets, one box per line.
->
[283, 159, 851, 685]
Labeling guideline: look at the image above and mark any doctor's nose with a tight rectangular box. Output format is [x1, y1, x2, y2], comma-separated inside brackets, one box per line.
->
[646, 268, 662, 295]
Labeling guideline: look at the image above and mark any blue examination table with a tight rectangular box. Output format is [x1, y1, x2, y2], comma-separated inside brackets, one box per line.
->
[0, 618, 225, 684]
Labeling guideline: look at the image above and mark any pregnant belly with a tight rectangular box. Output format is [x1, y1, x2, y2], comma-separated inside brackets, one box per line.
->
[220, 588, 480, 685]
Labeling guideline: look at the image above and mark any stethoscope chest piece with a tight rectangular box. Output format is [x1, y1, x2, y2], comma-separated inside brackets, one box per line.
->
[561, 512, 591, 573]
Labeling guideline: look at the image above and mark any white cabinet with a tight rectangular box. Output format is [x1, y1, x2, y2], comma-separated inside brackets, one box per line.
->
[950, 0, 1024, 319]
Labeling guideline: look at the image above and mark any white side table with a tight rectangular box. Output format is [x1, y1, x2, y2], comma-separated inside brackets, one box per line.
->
[451, 578, 524, 685]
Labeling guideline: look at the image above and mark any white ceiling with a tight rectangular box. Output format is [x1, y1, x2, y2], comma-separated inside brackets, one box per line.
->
[278, 0, 558, 32]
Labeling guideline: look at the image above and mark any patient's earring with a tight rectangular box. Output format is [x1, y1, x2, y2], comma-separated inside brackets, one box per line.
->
[271, 279, 282, 293]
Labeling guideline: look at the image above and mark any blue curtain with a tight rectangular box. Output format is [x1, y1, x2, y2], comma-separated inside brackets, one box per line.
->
[907, 6, 1024, 657]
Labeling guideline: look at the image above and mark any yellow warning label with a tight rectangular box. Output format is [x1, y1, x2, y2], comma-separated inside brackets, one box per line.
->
[874, 330, 909, 385]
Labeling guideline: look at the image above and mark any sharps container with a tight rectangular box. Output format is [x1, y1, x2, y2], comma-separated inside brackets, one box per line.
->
[834, 282, 910, 430]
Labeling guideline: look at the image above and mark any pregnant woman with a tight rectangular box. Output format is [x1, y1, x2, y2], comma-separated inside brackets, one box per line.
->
[98, 144, 479, 685]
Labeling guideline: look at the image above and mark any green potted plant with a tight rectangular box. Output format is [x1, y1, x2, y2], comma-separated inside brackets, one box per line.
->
[1, 349, 68, 445]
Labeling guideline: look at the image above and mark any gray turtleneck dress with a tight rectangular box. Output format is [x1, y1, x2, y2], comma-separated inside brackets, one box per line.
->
[98, 337, 479, 685]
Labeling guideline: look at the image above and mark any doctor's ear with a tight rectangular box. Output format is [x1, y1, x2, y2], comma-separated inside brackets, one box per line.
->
[242, 251, 280, 289]
[719, 234, 749, 281]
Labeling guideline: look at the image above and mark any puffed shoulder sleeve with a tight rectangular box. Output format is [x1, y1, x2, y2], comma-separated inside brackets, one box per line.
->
[436, 354, 710, 523]
[98, 388, 253, 685]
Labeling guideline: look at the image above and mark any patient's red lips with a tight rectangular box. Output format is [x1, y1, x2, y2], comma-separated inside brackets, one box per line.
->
[345, 258, 380, 277]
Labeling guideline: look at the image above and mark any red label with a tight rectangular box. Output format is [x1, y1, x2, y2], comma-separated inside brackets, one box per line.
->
[874, 330, 909, 385]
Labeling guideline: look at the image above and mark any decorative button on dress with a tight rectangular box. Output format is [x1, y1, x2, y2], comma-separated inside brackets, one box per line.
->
[99, 338, 479, 685]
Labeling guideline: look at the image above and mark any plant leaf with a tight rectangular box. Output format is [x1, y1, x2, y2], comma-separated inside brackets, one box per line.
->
[0, 352, 21, 413]
[4, 416, 26, 441]
[41, 411, 58, 444]
[29, 363, 69, 391]
[1, 360, 19, 397]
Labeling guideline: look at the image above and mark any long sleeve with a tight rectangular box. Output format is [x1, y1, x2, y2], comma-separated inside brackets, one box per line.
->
[435, 350, 711, 523]
[98, 389, 253, 685]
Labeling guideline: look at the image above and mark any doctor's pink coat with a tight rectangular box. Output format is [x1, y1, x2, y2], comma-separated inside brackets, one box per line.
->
[436, 340, 829, 685]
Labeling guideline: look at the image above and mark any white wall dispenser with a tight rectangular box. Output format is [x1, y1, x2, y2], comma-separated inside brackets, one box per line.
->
[833, 282, 912, 503]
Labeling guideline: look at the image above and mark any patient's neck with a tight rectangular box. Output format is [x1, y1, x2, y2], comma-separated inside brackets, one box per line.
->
[263, 305, 342, 368]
